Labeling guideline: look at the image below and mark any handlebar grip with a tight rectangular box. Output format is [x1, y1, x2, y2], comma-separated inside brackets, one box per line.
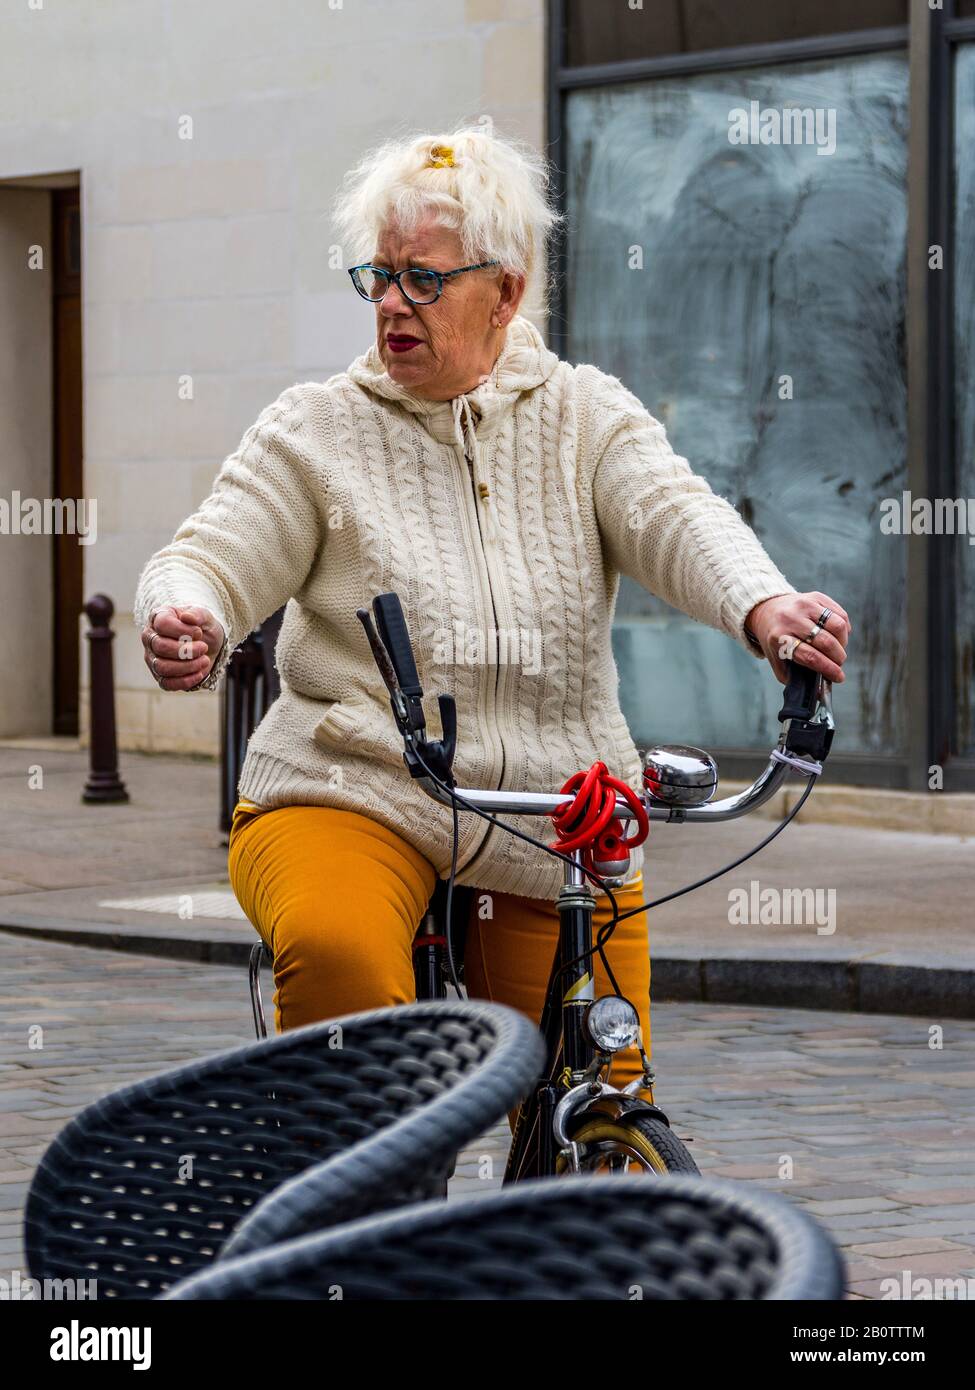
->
[778, 661, 819, 722]
[372, 593, 423, 696]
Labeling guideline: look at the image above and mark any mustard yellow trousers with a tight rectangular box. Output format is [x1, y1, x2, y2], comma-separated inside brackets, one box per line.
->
[228, 802, 652, 1089]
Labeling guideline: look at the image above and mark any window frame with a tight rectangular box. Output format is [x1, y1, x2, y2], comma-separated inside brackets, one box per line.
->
[547, 0, 975, 790]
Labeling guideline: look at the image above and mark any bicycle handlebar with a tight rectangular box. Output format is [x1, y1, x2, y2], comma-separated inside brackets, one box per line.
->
[414, 750, 797, 823]
[356, 593, 836, 827]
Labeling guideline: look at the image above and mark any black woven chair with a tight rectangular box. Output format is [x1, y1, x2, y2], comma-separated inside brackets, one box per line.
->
[166, 1175, 844, 1301]
[24, 1000, 545, 1300]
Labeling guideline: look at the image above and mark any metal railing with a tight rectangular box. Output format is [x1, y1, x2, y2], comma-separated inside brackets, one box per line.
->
[219, 607, 284, 834]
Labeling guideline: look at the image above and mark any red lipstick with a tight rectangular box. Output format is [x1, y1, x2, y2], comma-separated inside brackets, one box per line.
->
[386, 334, 422, 353]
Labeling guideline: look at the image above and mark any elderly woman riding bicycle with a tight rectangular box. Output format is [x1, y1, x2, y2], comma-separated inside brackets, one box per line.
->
[135, 126, 851, 1088]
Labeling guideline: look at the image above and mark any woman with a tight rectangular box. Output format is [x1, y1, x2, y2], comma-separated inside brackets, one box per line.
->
[135, 128, 850, 1086]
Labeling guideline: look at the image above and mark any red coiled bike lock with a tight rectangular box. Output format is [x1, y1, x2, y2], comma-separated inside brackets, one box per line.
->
[549, 761, 649, 878]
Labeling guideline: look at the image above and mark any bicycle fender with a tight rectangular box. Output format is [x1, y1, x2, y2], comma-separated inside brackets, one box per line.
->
[572, 1093, 672, 1129]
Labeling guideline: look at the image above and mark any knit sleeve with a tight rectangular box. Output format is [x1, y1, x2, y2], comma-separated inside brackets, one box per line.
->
[586, 374, 795, 658]
[134, 385, 325, 689]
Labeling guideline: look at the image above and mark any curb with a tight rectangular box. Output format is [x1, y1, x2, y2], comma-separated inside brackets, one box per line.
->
[719, 780, 975, 838]
[0, 918, 249, 966]
[2, 916, 972, 1021]
[651, 957, 975, 1021]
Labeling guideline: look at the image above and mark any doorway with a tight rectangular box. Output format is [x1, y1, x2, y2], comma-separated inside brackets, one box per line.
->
[0, 172, 82, 739]
[51, 187, 83, 736]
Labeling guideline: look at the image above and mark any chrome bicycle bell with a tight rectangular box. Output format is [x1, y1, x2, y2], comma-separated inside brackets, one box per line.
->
[642, 744, 718, 808]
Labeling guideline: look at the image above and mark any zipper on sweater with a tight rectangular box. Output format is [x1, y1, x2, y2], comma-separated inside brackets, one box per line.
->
[456, 429, 529, 882]
[465, 447, 505, 785]
[445, 440, 503, 878]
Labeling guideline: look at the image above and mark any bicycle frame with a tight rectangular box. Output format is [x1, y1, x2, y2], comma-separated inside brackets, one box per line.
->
[412, 845, 631, 1179]
[503, 848, 665, 1182]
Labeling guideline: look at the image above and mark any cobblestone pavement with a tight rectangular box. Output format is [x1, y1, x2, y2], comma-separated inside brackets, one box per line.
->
[2, 932, 974, 1300]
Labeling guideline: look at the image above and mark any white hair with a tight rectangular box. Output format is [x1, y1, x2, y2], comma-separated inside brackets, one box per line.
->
[332, 125, 560, 307]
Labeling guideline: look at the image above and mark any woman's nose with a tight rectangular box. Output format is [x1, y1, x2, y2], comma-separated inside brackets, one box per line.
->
[379, 282, 412, 316]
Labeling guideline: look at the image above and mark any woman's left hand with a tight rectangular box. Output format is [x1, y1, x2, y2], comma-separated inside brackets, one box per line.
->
[745, 592, 852, 685]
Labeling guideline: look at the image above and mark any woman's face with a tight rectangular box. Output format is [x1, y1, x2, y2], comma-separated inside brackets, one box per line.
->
[371, 214, 524, 401]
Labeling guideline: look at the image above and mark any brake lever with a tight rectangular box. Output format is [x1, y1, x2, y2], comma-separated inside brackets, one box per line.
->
[356, 607, 410, 728]
[817, 678, 835, 729]
[356, 608, 400, 699]
[780, 670, 835, 764]
[355, 605, 458, 787]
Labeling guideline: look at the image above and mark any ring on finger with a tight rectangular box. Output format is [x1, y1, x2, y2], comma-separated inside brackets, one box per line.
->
[806, 622, 824, 643]
[151, 656, 160, 679]
[817, 607, 832, 629]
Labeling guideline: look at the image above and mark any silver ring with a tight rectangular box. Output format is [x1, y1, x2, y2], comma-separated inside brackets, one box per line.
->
[149, 630, 159, 656]
[806, 623, 824, 643]
[817, 607, 832, 629]
[151, 655, 160, 679]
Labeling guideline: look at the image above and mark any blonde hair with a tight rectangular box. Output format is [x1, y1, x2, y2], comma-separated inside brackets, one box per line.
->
[333, 125, 560, 308]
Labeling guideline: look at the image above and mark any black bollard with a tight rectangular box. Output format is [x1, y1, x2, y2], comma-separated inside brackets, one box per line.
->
[82, 593, 129, 804]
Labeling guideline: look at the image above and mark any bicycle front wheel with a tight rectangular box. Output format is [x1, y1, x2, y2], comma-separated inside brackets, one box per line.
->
[557, 1112, 700, 1176]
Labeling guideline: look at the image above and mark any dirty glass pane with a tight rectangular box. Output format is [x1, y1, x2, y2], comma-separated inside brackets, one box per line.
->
[565, 0, 908, 68]
[564, 52, 909, 755]
[954, 44, 975, 757]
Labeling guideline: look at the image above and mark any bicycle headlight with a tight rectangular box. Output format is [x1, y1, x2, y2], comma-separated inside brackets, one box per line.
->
[585, 996, 641, 1053]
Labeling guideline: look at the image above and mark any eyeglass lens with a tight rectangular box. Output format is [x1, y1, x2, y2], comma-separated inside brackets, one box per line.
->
[355, 267, 440, 303]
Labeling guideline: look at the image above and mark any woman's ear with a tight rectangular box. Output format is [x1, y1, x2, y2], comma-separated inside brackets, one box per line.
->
[495, 271, 527, 327]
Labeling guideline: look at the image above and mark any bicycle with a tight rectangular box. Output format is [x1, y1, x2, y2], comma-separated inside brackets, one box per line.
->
[351, 592, 837, 1181]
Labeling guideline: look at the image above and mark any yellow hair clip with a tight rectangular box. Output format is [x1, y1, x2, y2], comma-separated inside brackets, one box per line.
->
[428, 144, 456, 168]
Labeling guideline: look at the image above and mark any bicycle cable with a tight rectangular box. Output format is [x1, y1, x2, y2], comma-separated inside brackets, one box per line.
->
[565, 774, 813, 989]
[609, 774, 816, 924]
[444, 792, 462, 994]
[414, 744, 818, 1000]
[413, 745, 624, 995]
[586, 774, 817, 973]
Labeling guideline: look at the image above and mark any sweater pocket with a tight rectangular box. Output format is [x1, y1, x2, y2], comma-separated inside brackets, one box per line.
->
[312, 698, 401, 764]
[312, 699, 359, 746]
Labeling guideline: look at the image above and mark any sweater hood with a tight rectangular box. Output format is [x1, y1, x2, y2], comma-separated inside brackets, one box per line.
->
[345, 314, 560, 444]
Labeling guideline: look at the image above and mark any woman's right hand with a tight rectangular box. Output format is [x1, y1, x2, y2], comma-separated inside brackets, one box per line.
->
[141, 605, 225, 691]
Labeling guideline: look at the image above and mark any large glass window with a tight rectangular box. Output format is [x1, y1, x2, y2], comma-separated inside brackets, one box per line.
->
[953, 43, 975, 756]
[565, 0, 908, 69]
[564, 53, 909, 754]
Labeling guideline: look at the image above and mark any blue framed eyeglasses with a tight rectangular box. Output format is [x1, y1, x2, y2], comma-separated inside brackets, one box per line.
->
[348, 260, 499, 305]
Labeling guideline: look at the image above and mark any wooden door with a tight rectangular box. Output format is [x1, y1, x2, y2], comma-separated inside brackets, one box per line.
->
[51, 188, 83, 736]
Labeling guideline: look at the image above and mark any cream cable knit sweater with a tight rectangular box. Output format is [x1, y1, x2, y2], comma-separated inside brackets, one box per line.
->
[135, 316, 794, 900]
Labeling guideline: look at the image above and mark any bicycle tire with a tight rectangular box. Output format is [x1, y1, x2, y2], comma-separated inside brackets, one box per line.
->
[558, 1111, 700, 1177]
